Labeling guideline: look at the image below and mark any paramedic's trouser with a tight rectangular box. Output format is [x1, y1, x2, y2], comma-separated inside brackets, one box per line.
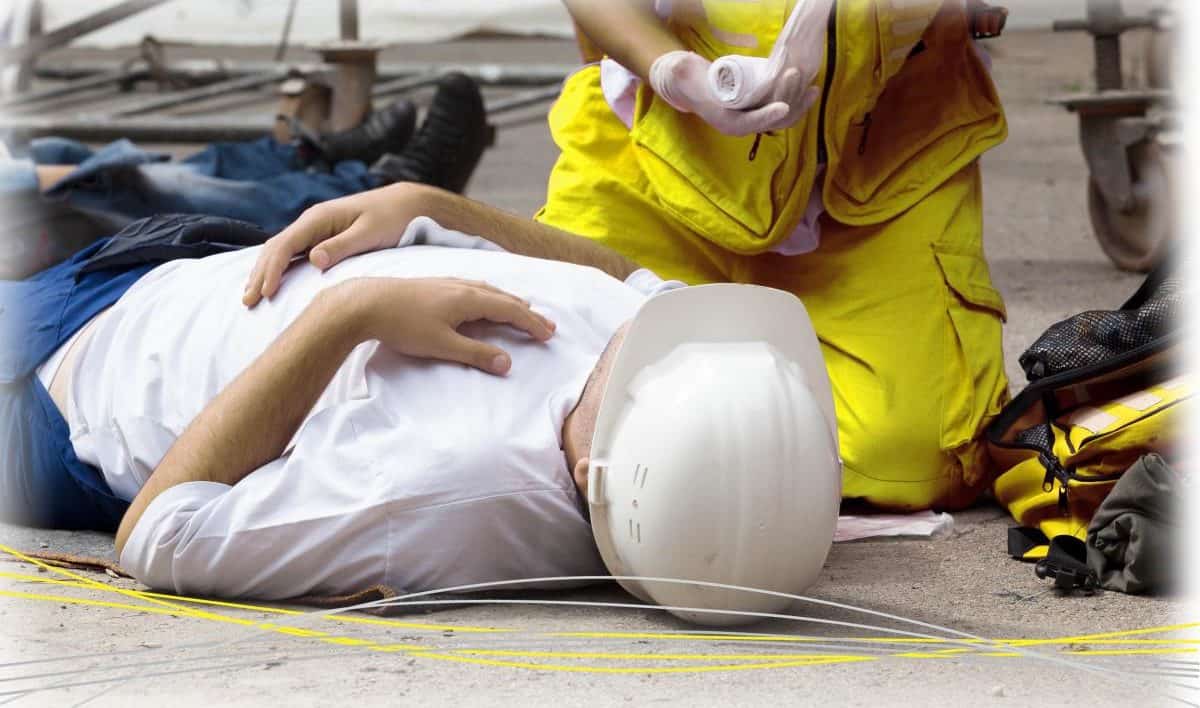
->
[537, 88, 1009, 511]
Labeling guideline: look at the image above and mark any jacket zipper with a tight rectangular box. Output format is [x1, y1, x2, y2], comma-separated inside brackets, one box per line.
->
[856, 112, 873, 155]
[816, 0, 837, 165]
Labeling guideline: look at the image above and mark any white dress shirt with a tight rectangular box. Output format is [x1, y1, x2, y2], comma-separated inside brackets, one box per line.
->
[64, 218, 681, 599]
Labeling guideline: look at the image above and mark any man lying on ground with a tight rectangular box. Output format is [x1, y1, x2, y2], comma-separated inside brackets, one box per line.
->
[0, 209, 839, 613]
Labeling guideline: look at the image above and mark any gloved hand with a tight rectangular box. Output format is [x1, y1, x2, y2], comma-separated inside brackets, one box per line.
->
[703, 0, 831, 128]
[709, 57, 821, 127]
[649, 50, 796, 137]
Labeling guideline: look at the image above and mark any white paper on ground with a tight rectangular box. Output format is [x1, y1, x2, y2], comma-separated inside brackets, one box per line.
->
[834, 511, 954, 542]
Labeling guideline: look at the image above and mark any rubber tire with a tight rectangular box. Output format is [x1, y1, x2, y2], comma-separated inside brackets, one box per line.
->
[1087, 141, 1174, 273]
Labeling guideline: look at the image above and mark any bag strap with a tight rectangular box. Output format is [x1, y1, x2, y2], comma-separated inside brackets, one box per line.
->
[1034, 535, 1099, 592]
[1007, 526, 1049, 559]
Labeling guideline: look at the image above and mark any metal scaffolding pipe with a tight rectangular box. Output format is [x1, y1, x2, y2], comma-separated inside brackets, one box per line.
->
[0, 91, 561, 145]
[0, 68, 145, 110]
[370, 73, 444, 99]
[35, 59, 574, 86]
[340, 0, 360, 41]
[0, 114, 272, 143]
[0, 0, 174, 66]
[111, 71, 287, 117]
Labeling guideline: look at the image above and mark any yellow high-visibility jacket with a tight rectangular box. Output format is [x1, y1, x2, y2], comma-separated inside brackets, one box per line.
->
[610, 0, 1006, 256]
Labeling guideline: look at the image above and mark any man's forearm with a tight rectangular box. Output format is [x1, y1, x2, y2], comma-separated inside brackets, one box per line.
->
[115, 285, 364, 554]
[405, 183, 641, 281]
[563, 0, 683, 81]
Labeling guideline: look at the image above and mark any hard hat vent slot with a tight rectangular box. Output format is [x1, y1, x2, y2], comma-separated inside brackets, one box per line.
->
[627, 518, 642, 543]
[633, 463, 650, 488]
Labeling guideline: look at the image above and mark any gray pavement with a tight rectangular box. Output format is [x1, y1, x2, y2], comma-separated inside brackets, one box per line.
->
[0, 30, 1193, 707]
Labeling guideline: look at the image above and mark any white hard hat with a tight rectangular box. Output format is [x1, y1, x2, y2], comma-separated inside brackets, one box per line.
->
[587, 284, 841, 626]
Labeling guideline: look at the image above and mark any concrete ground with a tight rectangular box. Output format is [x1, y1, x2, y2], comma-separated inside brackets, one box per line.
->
[1, 30, 1194, 707]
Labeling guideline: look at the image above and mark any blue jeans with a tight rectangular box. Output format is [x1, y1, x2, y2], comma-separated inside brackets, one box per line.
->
[34, 136, 382, 234]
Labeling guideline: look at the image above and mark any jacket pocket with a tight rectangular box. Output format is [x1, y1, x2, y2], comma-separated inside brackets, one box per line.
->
[828, 6, 1006, 224]
[934, 247, 1007, 465]
[630, 86, 792, 253]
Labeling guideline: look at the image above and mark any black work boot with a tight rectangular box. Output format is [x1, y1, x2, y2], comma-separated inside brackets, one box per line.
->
[369, 72, 494, 193]
[292, 99, 418, 167]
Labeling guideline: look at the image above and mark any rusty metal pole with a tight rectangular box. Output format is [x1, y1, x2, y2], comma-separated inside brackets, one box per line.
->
[1087, 0, 1124, 91]
[340, 0, 360, 41]
[317, 0, 378, 131]
[315, 43, 379, 131]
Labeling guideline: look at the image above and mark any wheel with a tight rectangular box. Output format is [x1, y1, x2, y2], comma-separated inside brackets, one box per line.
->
[1087, 140, 1175, 273]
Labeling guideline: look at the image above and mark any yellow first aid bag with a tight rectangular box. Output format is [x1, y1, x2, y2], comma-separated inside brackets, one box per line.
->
[987, 264, 1187, 562]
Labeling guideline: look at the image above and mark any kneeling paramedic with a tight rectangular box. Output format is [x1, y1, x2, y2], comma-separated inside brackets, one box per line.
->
[1, 214, 840, 624]
[538, 0, 1012, 510]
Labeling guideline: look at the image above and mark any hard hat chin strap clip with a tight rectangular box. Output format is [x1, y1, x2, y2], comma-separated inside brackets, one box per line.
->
[587, 461, 608, 506]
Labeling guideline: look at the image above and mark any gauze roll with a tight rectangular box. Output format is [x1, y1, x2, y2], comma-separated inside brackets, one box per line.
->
[708, 55, 774, 110]
[707, 0, 834, 110]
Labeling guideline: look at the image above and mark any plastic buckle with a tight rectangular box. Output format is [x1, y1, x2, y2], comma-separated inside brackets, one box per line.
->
[1035, 559, 1099, 593]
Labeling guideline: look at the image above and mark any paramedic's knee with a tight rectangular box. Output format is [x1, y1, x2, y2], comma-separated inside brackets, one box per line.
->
[839, 409, 988, 512]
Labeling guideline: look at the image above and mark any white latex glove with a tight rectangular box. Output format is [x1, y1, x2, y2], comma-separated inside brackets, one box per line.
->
[705, 0, 832, 123]
[649, 50, 793, 137]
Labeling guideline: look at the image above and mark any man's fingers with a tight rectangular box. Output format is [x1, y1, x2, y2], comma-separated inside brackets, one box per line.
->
[273, 204, 337, 255]
[309, 218, 380, 271]
[242, 265, 265, 307]
[254, 206, 342, 300]
[259, 248, 298, 301]
[462, 291, 557, 341]
[441, 333, 513, 376]
[461, 279, 533, 309]
[243, 242, 292, 307]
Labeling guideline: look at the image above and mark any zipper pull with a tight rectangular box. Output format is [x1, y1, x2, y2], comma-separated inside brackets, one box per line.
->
[856, 112, 873, 155]
[1040, 455, 1057, 493]
[1057, 464, 1076, 515]
[748, 132, 763, 161]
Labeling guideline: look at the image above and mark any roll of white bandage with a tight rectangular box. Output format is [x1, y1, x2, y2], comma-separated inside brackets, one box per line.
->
[707, 0, 833, 110]
[708, 55, 774, 110]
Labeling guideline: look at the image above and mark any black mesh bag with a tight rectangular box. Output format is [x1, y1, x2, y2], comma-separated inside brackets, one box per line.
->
[1019, 262, 1182, 382]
